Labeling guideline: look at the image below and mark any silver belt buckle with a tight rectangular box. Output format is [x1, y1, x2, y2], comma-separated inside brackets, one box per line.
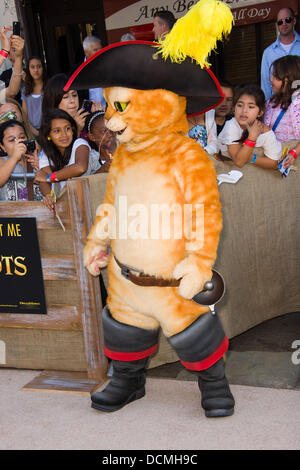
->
[119, 261, 141, 280]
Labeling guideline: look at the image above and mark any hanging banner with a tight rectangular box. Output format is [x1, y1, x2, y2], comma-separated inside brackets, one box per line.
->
[228, 0, 298, 26]
[103, 0, 298, 42]
[0, 217, 47, 314]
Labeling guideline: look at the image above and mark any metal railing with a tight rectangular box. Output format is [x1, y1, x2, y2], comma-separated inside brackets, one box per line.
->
[9, 172, 35, 201]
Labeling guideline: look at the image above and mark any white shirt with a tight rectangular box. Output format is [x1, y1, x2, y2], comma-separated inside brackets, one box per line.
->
[188, 109, 218, 155]
[39, 138, 99, 192]
[280, 40, 295, 54]
[218, 117, 282, 161]
[204, 110, 218, 155]
[39, 138, 90, 169]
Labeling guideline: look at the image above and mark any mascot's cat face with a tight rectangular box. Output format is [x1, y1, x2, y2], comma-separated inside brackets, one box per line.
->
[103, 87, 187, 146]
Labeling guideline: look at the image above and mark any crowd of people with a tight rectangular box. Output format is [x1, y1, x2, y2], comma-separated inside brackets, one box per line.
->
[0, 6, 299, 207]
[0, 24, 116, 205]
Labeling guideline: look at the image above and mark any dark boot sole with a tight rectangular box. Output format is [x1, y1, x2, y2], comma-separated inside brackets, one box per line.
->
[205, 407, 234, 418]
[91, 386, 145, 413]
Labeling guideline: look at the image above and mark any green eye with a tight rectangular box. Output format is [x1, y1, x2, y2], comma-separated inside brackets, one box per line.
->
[114, 101, 129, 112]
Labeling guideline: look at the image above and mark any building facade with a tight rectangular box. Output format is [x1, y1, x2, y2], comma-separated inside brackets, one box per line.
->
[0, 0, 299, 85]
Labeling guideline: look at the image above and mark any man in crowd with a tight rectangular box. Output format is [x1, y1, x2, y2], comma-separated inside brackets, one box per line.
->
[82, 35, 106, 109]
[152, 11, 176, 40]
[214, 80, 234, 135]
[261, 7, 300, 100]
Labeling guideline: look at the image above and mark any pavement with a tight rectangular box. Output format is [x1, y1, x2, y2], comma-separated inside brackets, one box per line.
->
[0, 368, 299, 451]
[0, 312, 299, 451]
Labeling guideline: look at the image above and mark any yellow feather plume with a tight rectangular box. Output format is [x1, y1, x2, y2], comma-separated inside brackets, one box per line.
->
[157, 0, 234, 68]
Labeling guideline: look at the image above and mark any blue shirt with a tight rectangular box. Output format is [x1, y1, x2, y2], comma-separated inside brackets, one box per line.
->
[84, 56, 107, 110]
[188, 124, 208, 148]
[261, 32, 300, 100]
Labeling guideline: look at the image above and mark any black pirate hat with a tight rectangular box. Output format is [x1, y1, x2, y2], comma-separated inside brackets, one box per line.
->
[65, 41, 224, 116]
[64, 1, 233, 116]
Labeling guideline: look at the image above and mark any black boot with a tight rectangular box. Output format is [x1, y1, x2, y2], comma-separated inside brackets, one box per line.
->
[168, 310, 234, 417]
[198, 358, 235, 418]
[92, 306, 160, 412]
[91, 357, 148, 412]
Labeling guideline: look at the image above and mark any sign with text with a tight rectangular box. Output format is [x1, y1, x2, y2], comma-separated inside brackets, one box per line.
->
[0, 218, 47, 314]
[104, 0, 298, 31]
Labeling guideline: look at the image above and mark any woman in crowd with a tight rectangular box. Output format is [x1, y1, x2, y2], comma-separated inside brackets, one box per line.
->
[21, 56, 47, 135]
[34, 108, 92, 211]
[0, 120, 41, 200]
[218, 83, 287, 169]
[264, 55, 300, 168]
[85, 110, 117, 173]
[42, 73, 100, 137]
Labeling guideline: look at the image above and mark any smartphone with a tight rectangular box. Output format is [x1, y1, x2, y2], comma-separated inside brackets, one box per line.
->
[21, 139, 36, 154]
[13, 21, 21, 36]
[82, 99, 93, 113]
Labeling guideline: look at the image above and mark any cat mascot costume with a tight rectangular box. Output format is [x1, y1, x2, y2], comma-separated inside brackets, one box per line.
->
[65, 0, 235, 417]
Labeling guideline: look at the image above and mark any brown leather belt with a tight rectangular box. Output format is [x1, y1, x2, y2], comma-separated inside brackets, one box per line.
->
[114, 256, 180, 287]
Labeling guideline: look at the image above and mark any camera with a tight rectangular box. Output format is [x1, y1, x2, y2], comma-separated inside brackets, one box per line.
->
[13, 21, 21, 36]
[21, 139, 36, 154]
[82, 99, 93, 113]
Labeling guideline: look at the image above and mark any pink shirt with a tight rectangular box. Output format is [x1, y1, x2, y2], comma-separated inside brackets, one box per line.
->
[264, 90, 300, 142]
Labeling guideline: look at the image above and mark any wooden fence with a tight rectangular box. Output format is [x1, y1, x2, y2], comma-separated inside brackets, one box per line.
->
[0, 178, 107, 394]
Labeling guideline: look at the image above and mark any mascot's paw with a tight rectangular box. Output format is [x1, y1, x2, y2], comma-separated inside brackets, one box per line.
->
[83, 241, 109, 276]
[173, 257, 212, 299]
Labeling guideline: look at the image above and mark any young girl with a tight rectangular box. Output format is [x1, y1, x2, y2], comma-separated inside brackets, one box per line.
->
[188, 109, 218, 155]
[21, 56, 47, 135]
[34, 108, 92, 211]
[85, 111, 117, 173]
[0, 120, 41, 200]
[264, 55, 300, 168]
[218, 83, 284, 169]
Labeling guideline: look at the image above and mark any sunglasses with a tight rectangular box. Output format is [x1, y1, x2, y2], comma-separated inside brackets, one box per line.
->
[277, 16, 293, 26]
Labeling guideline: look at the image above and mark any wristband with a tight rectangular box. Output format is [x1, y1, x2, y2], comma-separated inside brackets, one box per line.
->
[2, 48, 9, 53]
[50, 172, 58, 182]
[0, 50, 8, 58]
[289, 149, 297, 159]
[244, 139, 256, 148]
[46, 173, 51, 183]
[12, 68, 24, 77]
[251, 153, 257, 163]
